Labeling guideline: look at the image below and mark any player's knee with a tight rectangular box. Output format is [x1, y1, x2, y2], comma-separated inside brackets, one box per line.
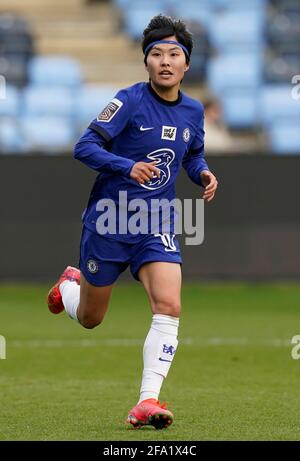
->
[80, 318, 103, 329]
[153, 299, 181, 318]
[79, 313, 104, 329]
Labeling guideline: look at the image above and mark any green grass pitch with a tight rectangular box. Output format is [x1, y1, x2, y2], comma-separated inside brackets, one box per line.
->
[1, 282, 300, 441]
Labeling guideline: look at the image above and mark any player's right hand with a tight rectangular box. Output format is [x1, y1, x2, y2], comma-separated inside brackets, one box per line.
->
[130, 161, 160, 185]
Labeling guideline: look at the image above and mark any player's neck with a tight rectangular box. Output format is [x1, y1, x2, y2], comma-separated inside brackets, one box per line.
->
[150, 81, 181, 103]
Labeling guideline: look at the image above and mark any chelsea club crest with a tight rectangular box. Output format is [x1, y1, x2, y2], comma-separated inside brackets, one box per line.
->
[87, 259, 99, 274]
[183, 128, 190, 143]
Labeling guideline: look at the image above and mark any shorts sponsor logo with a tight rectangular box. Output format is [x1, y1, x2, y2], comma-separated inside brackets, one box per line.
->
[161, 126, 177, 141]
[87, 259, 99, 274]
[183, 127, 190, 142]
[97, 98, 123, 122]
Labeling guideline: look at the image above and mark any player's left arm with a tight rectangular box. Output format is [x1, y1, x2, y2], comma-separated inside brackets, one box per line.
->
[182, 148, 218, 202]
[182, 105, 218, 202]
[200, 169, 218, 203]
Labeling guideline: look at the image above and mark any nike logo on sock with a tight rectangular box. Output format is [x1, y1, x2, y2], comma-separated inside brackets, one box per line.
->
[159, 357, 172, 363]
[140, 125, 154, 131]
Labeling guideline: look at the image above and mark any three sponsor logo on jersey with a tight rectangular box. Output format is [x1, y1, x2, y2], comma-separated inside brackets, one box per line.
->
[97, 98, 190, 191]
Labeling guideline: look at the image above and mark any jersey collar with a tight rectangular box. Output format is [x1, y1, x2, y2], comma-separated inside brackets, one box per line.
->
[147, 82, 182, 106]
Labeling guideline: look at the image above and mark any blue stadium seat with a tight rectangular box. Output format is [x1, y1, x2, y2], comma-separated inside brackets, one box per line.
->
[268, 119, 300, 154]
[114, 0, 164, 8]
[21, 116, 75, 152]
[76, 85, 118, 129]
[0, 55, 28, 87]
[113, 0, 130, 8]
[221, 89, 258, 129]
[266, 10, 300, 55]
[28, 56, 82, 87]
[123, 3, 165, 41]
[0, 118, 24, 153]
[0, 85, 20, 117]
[208, 11, 264, 52]
[23, 87, 74, 117]
[259, 85, 300, 126]
[116, 0, 166, 6]
[207, 53, 262, 95]
[0, 13, 30, 35]
[212, 0, 267, 11]
[172, 1, 212, 28]
[0, 32, 34, 58]
[264, 54, 300, 84]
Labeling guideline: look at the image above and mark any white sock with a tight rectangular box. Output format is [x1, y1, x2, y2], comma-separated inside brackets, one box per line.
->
[138, 314, 179, 404]
[59, 280, 80, 322]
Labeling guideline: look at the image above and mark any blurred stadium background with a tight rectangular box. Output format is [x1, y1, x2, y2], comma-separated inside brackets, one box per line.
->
[0, 0, 299, 154]
[1, 0, 300, 441]
[0, 0, 299, 282]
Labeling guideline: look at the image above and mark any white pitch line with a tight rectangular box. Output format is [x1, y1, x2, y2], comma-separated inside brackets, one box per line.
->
[8, 338, 291, 348]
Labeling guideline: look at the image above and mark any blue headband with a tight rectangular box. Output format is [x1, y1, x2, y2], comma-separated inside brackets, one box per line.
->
[144, 40, 190, 60]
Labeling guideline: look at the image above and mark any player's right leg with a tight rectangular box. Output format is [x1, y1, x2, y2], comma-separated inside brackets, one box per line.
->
[76, 274, 113, 329]
[47, 266, 80, 315]
[47, 226, 128, 328]
[47, 267, 113, 329]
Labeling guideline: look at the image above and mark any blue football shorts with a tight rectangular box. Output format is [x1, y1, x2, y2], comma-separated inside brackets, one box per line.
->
[79, 226, 182, 286]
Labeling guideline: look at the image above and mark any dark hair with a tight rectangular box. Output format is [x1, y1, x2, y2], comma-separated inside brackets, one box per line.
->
[142, 14, 193, 65]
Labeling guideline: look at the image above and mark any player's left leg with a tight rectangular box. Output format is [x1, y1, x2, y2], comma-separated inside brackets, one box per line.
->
[127, 261, 181, 429]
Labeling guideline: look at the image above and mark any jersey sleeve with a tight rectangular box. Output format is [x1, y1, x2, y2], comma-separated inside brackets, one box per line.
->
[74, 128, 135, 176]
[88, 88, 132, 142]
[74, 87, 136, 176]
[182, 104, 209, 186]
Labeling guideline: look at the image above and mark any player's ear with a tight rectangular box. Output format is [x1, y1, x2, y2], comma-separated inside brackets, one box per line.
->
[184, 62, 190, 73]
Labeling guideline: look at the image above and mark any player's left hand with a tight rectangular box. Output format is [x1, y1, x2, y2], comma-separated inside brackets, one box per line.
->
[200, 170, 218, 202]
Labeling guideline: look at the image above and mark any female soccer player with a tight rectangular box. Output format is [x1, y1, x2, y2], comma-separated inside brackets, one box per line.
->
[47, 14, 218, 430]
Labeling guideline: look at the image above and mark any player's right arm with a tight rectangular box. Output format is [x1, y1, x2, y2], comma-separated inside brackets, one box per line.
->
[74, 127, 134, 176]
[129, 160, 160, 185]
[74, 88, 160, 183]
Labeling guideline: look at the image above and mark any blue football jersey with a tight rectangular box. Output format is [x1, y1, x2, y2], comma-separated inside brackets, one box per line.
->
[74, 82, 209, 242]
